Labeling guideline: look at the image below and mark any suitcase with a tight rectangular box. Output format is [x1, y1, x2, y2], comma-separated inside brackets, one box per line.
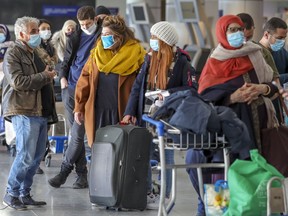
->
[89, 124, 152, 211]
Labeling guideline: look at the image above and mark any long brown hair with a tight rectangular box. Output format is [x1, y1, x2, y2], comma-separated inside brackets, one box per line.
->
[148, 40, 174, 90]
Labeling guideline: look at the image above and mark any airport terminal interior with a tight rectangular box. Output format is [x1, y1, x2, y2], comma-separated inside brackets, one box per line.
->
[1, 0, 288, 215]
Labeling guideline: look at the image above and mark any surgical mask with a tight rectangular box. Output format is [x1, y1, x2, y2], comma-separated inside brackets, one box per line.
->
[227, 31, 245, 48]
[270, 39, 285, 52]
[0, 33, 6, 43]
[27, 34, 41, 49]
[101, 35, 115, 49]
[39, 30, 52, 40]
[150, 39, 159, 51]
[81, 23, 96, 35]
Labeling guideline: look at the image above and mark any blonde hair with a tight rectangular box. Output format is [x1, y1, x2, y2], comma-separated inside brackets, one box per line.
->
[51, 20, 77, 61]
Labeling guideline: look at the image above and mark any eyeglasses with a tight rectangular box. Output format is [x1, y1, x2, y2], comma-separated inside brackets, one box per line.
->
[227, 27, 244, 33]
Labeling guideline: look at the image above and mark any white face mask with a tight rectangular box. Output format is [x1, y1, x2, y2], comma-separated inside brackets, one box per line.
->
[81, 23, 96, 35]
[39, 30, 52, 40]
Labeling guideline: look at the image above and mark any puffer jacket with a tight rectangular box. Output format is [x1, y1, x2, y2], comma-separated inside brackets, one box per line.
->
[2, 40, 52, 120]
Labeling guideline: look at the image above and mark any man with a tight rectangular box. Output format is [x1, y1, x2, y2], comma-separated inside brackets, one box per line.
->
[48, 5, 111, 189]
[237, 13, 280, 81]
[236, 13, 255, 42]
[259, 17, 288, 86]
[2, 16, 57, 210]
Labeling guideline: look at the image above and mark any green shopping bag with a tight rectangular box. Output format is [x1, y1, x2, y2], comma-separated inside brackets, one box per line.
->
[223, 150, 284, 216]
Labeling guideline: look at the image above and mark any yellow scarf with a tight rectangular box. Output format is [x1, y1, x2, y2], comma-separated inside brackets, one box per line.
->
[89, 39, 146, 76]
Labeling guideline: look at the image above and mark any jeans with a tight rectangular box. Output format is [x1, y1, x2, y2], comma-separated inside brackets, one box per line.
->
[61, 87, 87, 174]
[147, 141, 174, 198]
[185, 149, 224, 214]
[7, 115, 47, 197]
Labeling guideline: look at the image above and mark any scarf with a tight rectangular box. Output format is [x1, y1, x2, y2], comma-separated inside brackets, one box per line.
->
[89, 39, 146, 76]
[199, 41, 274, 93]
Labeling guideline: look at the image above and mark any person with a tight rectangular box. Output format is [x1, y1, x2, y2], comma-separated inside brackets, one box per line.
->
[51, 19, 77, 102]
[259, 17, 288, 86]
[237, 13, 282, 122]
[236, 13, 255, 42]
[121, 21, 197, 209]
[74, 14, 146, 149]
[51, 19, 77, 64]
[2, 16, 57, 210]
[189, 15, 278, 216]
[0, 24, 14, 153]
[48, 5, 111, 189]
[35, 18, 59, 175]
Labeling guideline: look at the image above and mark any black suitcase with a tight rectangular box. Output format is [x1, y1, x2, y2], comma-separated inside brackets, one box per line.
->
[89, 124, 152, 211]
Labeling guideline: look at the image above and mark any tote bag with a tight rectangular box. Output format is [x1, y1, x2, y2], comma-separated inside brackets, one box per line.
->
[223, 150, 283, 216]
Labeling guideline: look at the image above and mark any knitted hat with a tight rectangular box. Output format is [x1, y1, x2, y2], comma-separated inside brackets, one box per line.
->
[150, 21, 178, 46]
[96, 5, 111, 16]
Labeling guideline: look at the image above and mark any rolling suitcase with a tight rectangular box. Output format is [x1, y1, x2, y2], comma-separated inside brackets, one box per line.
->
[89, 124, 152, 211]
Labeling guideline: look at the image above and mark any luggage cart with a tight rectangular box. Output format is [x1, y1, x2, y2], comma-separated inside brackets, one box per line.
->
[45, 114, 68, 167]
[142, 114, 230, 216]
[267, 177, 288, 215]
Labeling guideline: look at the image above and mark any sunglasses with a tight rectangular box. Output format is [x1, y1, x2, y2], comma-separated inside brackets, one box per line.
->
[227, 27, 244, 33]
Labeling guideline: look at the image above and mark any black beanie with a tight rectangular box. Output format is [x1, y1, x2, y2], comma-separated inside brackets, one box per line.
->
[96, 5, 111, 16]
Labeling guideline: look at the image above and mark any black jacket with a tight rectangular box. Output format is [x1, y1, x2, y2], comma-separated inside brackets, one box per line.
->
[59, 24, 102, 80]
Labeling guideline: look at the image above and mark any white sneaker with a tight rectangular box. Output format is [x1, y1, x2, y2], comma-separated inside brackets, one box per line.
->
[146, 193, 160, 210]
[146, 194, 170, 210]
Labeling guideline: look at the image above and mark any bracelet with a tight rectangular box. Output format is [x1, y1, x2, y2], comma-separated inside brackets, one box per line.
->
[262, 84, 271, 96]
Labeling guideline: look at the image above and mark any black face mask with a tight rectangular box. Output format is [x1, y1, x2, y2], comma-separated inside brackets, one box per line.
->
[65, 32, 73, 37]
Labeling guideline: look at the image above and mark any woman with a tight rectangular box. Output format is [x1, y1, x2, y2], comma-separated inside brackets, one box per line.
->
[190, 15, 278, 215]
[38, 19, 58, 68]
[122, 21, 197, 209]
[51, 20, 77, 62]
[199, 15, 277, 151]
[74, 15, 146, 146]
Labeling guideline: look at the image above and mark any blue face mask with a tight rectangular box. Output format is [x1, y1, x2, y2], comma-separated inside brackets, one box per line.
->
[150, 39, 159, 51]
[27, 34, 41, 49]
[101, 35, 115, 49]
[270, 39, 285, 52]
[227, 31, 245, 48]
[0, 33, 6, 43]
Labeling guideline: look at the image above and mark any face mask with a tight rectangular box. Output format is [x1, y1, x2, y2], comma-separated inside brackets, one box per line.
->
[81, 23, 96, 35]
[101, 35, 115, 49]
[27, 34, 41, 49]
[270, 39, 285, 52]
[150, 39, 159, 51]
[0, 33, 6, 43]
[227, 31, 245, 48]
[39, 30, 52, 40]
[65, 32, 73, 37]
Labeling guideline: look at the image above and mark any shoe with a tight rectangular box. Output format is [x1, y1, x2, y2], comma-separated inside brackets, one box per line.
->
[146, 193, 160, 210]
[48, 173, 68, 188]
[19, 194, 46, 206]
[3, 193, 27, 210]
[36, 167, 44, 174]
[72, 175, 88, 189]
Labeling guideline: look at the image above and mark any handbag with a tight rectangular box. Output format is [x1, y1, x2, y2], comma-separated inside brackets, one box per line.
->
[223, 150, 283, 216]
[261, 95, 288, 177]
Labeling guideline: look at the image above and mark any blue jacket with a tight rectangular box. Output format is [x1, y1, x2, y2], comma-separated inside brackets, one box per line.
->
[124, 47, 197, 126]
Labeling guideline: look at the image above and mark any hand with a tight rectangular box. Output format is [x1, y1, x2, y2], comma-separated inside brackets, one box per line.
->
[60, 77, 68, 89]
[230, 83, 262, 104]
[44, 65, 56, 79]
[280, 88, 288, 100]
[74, 112, 84, 125]
[122, 115, 137, 125]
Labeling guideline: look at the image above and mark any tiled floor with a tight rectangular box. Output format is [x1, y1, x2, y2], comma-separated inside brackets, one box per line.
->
[0, 143, 199, 216]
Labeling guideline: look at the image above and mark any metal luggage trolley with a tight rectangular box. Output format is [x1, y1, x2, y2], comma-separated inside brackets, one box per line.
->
[45, 114, 68, 167]
[142, 91, 230, 216]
